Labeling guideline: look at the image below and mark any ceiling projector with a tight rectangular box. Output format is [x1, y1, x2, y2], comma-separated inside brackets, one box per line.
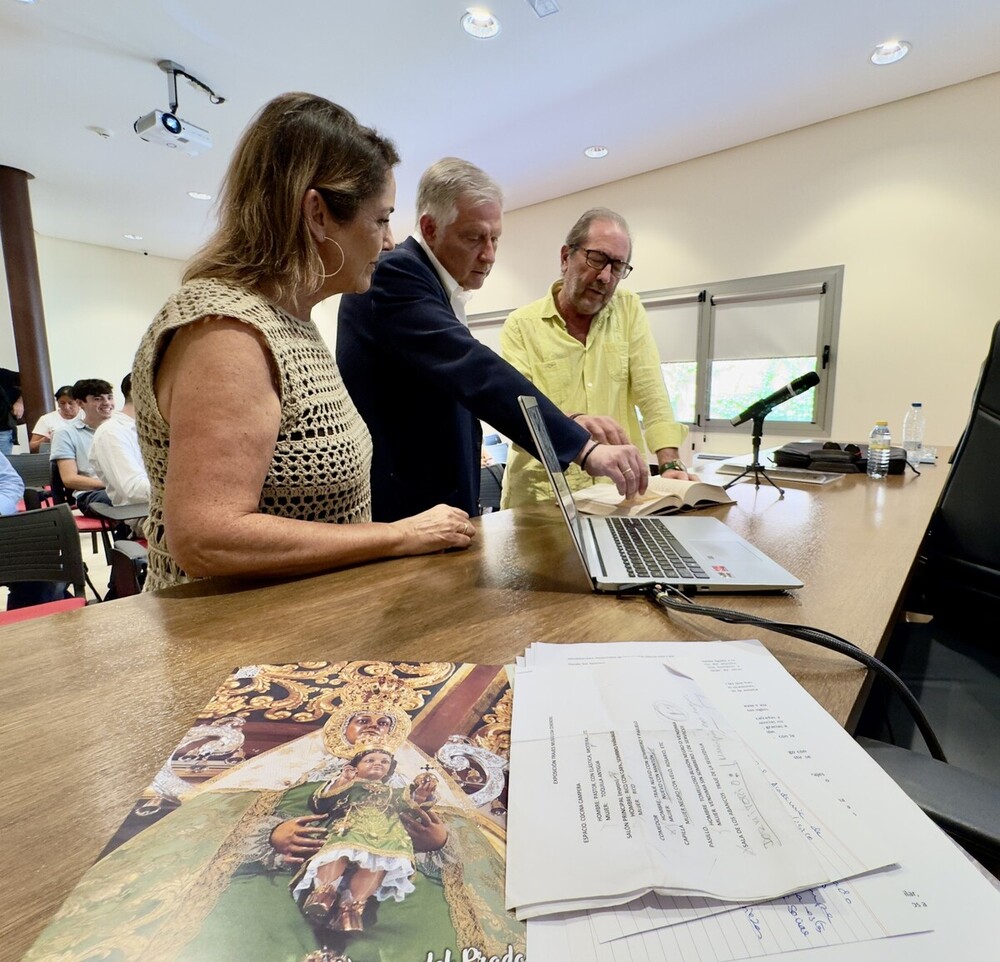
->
[134, 109, 211, 157]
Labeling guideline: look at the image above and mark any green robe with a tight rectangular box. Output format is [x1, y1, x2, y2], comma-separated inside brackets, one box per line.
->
[25, 782, 524, 962]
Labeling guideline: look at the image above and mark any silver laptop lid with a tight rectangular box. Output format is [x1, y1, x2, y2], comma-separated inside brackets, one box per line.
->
[518, 396, 593, 576]
[518, 396, 803, 593]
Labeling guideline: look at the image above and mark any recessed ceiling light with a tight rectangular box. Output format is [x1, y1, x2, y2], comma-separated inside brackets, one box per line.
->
[461, 7, 501, 39]
[584, 145, 609, 159]
[187, 191, 213, 201]
[123, 233, 143, 241]
[871, 40, 911, 65]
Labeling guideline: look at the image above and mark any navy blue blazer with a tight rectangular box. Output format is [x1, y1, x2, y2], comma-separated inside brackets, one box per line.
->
[337, 237, 589, 522]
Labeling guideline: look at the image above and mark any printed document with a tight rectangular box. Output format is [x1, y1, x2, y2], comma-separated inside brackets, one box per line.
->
[517, 641, 1000, 961]
[506, 649, 896, 919]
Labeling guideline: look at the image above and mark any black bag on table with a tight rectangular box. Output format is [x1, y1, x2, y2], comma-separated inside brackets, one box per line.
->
[773, 441, 909, 475]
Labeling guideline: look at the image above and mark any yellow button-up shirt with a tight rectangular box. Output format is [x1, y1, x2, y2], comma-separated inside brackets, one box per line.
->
[500, 282, 688, 508]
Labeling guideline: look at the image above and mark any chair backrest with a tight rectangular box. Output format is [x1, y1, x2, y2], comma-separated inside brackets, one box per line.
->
[49, 459, 76, 505]
[22, 486, 55, 511]
[480, 463, 504, 512]
[0, 503, 87, 598]
[923, 319, 1000, 610]
[6, 452, 52, 488]
[109, 540, 148, 599]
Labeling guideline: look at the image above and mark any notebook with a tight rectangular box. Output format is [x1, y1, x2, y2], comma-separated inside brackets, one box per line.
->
[519, 396, 803, 593]
[715, 451, 844, 486]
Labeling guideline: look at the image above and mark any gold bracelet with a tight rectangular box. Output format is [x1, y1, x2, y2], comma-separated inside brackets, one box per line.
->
[659, 460, 685, 474]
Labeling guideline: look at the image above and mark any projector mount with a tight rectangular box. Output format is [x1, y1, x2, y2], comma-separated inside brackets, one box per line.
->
[156, 59, 226, 114]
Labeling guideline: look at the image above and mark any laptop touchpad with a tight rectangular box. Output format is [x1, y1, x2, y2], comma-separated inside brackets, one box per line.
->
[691, 540, 760, 572]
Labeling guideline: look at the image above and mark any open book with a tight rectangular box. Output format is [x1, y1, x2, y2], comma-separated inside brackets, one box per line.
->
[572, 474, 733, 516]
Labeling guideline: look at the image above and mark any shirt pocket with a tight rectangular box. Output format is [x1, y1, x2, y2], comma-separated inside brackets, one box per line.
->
[601, 340, 630, 383]
[538, 357, 573, 404]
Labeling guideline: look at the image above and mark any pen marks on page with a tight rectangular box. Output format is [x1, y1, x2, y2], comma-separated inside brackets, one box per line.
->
[548, 715, 558, 784]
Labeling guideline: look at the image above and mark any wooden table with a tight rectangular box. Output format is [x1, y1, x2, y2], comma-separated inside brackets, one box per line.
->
[0, 461, 949, 960]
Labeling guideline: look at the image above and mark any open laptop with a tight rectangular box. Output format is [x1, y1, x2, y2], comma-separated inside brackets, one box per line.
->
[519, 396, 803, 593]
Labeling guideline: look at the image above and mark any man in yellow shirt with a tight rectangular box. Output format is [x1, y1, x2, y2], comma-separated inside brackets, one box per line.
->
[500, 208, 691, 508]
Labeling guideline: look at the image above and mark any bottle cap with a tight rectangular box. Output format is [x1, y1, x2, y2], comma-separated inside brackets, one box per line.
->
[876, 420, 888, 425]
[911, 402, 922, 407]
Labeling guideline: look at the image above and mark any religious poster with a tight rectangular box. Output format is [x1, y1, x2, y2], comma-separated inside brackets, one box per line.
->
[24, 660, 524, 962]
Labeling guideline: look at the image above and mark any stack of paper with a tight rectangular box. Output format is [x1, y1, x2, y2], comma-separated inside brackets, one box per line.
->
[505, 641, 1000, 961]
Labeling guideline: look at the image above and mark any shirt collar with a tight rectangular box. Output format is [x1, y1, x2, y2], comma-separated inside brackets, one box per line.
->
[542, 281, 566, 323]
[413, 231, 462, 300]
[412, 232, 475, 323]
[545, 279, 613, 329]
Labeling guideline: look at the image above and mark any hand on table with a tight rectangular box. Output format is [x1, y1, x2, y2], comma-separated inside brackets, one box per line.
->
[391, 504, 476, 555]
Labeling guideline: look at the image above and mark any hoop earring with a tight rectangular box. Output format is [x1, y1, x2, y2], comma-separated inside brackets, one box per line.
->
[320, 237, 345, 278]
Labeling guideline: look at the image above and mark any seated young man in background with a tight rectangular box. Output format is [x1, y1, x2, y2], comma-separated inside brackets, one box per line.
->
[49, 378, 115, 513]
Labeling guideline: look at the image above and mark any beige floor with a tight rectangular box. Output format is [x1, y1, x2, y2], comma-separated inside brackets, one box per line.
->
[1, 530, 114, 609]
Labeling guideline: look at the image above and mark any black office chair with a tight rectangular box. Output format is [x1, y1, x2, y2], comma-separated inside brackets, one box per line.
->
[21, 485, 53, 511]
[857, 737, 1000, 877]
[49, 460, 104, 556]
[855, 320, 1000, 876]
[0, 503, 89, 601]
[49, 459, 77, 506]
[480, 463, 504, 512]
[107, 540, 148, 599]
[6, 451, 52, 488]
[914, 318, 1000, 616]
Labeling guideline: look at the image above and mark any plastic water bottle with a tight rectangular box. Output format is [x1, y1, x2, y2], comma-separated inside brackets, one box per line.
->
[902, 402, 926, 465]
[867, 421, 892, 480]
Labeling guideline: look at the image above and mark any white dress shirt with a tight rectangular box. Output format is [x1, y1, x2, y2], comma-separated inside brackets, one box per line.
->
[90, 411, 150, 505]
[413, 232, 474, 324]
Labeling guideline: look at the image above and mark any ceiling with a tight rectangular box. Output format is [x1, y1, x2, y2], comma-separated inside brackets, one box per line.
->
[2, 0, 998, 262]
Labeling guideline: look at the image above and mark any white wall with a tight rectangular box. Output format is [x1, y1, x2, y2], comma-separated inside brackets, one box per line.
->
[1, 236, 181, 444]
[3, 74, 998, 454]
[477, 74, 1000, 455]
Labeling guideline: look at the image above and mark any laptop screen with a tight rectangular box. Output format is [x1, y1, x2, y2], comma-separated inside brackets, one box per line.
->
[518, 396, 592, 570]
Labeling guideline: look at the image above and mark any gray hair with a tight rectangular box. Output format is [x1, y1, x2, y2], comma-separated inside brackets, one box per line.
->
[565, 208, 633, 260]
[416, 157, 503, 228]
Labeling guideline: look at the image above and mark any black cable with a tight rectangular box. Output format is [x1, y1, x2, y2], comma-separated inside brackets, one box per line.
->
[176, 68, 226, 105]
[643, 584, 948, 763]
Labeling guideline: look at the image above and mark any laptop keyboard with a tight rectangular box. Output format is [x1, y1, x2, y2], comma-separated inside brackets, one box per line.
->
[607, 517, 710, 581]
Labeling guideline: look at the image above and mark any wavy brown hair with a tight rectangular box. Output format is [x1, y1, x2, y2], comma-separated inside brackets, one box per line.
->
[185, 92, 399, 305]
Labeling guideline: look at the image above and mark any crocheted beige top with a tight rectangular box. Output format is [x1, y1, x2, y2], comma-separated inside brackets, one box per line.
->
[132, 278, 373, 590]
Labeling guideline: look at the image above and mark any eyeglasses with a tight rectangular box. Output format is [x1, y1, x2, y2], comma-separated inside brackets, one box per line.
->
[570, 246, 633, 279]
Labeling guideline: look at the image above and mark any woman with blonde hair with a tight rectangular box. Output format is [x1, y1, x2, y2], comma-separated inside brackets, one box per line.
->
[133, 93, 475, 590]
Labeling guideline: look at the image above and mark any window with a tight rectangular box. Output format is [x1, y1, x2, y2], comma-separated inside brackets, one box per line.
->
[643, 266, 843, 435]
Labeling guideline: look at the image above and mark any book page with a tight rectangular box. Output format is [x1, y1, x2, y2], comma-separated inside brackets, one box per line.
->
[573, 477, 731, 516]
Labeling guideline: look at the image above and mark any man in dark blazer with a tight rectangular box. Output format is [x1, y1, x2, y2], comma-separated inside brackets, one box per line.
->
[337, 158, 646, 522]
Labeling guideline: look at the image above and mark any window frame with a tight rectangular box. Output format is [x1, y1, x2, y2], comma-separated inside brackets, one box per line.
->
[641, 265, 843, 436]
